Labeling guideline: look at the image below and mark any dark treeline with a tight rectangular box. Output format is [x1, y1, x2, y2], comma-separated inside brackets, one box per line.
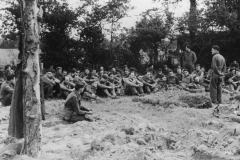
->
[1, 0, 240, 72]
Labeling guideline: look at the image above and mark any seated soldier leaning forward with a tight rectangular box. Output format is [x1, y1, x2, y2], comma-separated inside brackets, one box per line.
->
[123, 72, 144, 96]
[0, 74, 14, 106]
[188, 76, 205, 93]
[82, 81, 104, 103]
[97, 74, 117, 98]
[108, 73, 122, 96]
[228, 70, 240, 92]
[59, 76, 74, 99]
[42, 69, 61, 99]
[140, 71, 157, 94]
[224, 68, 236, 91]
[83, 72, 99, 85]
[191, 64, 204, 82]
[62, 81, 94, 123]
[80, 68, 90, 79]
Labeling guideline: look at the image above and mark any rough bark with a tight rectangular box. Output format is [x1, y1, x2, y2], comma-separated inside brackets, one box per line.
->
[189, 0, 197, 45]
[8, 0, 42, 158]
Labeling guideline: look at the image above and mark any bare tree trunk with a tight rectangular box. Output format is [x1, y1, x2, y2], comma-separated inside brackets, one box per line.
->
[8, 0, 42, 158]
[237, 0, 240, 21]
[189, 0, 197, 45]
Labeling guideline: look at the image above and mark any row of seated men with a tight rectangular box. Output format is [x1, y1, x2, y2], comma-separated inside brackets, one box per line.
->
[223, 67, 240, 93]
[41, 64, 208, 102]
[1, 63, 238, 107]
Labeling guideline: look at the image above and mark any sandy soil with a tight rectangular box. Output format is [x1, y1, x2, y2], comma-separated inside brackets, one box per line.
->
[1, 90, 240, 160]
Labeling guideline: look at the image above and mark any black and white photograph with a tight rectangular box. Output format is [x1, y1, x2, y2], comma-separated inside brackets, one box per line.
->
[0, 0, 240, 159]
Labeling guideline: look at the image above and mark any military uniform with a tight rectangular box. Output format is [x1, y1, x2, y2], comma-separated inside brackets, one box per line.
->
[183, 51, 197, 74]
[62, 90, 92, 122]
[0, 81, 14, 106]
[210, 53, 226, 104]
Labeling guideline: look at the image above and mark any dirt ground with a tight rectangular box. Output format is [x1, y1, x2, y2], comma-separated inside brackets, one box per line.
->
[1, 89, 240, 160]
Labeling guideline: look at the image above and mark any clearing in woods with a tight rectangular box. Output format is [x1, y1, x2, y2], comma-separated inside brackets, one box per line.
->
[0, 90, 240, 160]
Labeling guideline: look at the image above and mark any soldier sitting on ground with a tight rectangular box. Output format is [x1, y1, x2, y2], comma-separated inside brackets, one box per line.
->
[188, 76, 205, 93]
[180, 69, 193, 90]
[176, 67, 183, 83]
[62, 81, 94, 123]
[166, 69, 179, 87]
[224, 68, 236, 91]
[228, 70, 240, 92]
[141, 71, 157, 94]
[59, 76, 74, 99]
[67, 68, 77, 82]
[163, 65, 171, 76]
[108, 73, 122, 96]
[42, 69, 61, 99]
[97, 74, 117, 98]
[80, 68, 90, 79]
[83, 72, 99, 85]
[192, 64, 204, 82]
[82, 81, 104, 103]
[0, 74, 14, 106]
[123, 71, 144, 96]
[154, 68, 164, 82]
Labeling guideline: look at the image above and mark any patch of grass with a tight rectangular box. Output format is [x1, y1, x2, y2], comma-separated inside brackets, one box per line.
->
[122, 127, 135, 135]
[179, 95, 210, 108]
[102, 134, 115, 144]
[90, 140, 104, 151]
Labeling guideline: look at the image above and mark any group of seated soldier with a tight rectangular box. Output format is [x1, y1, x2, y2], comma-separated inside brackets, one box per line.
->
[1, 60, 240, 108]
[223, 67, 240, 93]
[41, 63, 211, 103]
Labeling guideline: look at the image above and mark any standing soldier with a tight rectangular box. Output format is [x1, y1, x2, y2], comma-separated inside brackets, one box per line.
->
[183, 45, 197, 74]
[210, 45, 226, 104]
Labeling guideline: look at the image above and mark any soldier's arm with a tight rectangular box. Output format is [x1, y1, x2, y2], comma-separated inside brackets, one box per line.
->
[97, 81, 111, 89]
[141, 78, 152, 86]
[123, 78, 138, 87]
[72, 97, 86, 116]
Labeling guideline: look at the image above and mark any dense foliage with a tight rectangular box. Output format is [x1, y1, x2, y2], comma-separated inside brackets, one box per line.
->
[1, 0, 240, 71]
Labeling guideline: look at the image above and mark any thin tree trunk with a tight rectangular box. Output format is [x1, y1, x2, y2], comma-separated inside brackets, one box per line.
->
[236, 0, 240, 21]
[110, 18, 114, 64]
[9, 0, 42, 158]
[189, 0, 197, 45]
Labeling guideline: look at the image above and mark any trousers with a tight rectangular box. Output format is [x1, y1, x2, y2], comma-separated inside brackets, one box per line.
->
[210, 72, 222, 104]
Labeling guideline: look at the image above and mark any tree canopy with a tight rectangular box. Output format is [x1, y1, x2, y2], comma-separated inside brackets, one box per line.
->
[1, 0, 240, 71]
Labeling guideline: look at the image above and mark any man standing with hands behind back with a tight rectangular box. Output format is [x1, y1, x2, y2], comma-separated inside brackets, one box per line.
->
[210, 45, 226, 105]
